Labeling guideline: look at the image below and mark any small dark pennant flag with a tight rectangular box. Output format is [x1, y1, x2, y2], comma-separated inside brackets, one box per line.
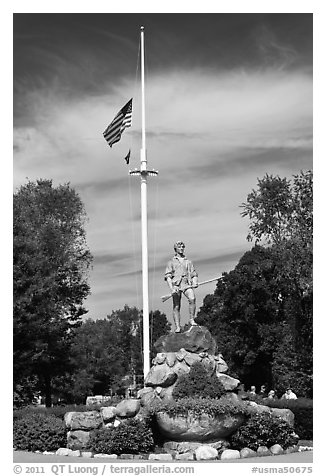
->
[124, 149, 131, 164]
[103, 99, 132, 147]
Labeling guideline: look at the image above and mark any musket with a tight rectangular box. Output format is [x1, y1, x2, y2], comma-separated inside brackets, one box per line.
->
[161, 277, 221, 303]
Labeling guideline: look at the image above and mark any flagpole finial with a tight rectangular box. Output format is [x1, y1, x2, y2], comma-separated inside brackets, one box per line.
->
[141, 25, 144, 31]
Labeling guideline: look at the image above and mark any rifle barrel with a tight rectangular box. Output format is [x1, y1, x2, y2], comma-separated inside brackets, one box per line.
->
[160, 276, 220, 302]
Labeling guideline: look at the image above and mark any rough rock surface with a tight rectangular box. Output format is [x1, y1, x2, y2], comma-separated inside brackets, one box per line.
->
[175, 452, 195, 460]
[156, 411, 246, 441]
[56, 448, 74, 456]
[94, 454, 118, 459]
[163, 440, 227, 454]
[148, 454, 173, 461]
[240, 447, 257, 459]
[100, 406, 117, 422]
[270, 408, 295, 426]
[246, 403, 295, 426]
[220, 449, 241, 460]
[270, 444, 284, 455]
[138, 326, 237, 404]
[246, 402, 271, 415]
[257, 446, 272, 457]
[81, 452, 93, 458]
[284, 446, 299, 454]
[145, 365, 178, 387]
[67, 430, 91, 450]
[115, 398, 141, 418]
[195, 445, 219, 460]
[154, 326, 217, 354]
[64, 411, 102, 430]
[215, 373, 240, 391]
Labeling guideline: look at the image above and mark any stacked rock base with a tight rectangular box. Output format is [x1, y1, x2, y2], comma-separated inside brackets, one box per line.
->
[52, 442, 300, 461]
[62, 326, 297, 457]
[140, 326, 240, 406]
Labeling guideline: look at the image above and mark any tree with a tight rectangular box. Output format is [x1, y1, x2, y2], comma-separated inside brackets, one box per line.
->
[241, 170, 312, 393]
[64, 307, 170, 403]
[67, 317, 128, 402]
[240, 170, 312, 248]
[149, 310, 171, 360]
[197, 171, 313, 396]
[13, 179, 93, 406]
[197, 246, 285, 388]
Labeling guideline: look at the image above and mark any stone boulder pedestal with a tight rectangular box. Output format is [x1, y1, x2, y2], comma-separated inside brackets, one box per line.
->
[155, 411, 246, 441]
[154, 326, 217, 354]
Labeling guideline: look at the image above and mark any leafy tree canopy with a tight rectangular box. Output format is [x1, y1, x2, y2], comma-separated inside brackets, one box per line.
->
[13, 179, 93, 406]
[197, 170, 313, 397]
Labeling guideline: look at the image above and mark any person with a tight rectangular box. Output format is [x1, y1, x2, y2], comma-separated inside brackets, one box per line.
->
[165, 241, 198, 333]
[249, 385, 256, 395]
[258, 384, 267, 398]
[281, 388, 297, 400]
[266, 389, 276, 400]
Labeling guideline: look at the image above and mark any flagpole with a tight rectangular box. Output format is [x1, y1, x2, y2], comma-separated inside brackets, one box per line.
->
[140, 25, 150, 381]
[130, 26, 157, 382]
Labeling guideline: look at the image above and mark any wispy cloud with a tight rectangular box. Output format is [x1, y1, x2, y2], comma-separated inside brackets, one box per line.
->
[13, 14, 312, 322]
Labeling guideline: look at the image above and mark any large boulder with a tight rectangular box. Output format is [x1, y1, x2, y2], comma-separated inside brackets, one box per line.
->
[154, 326, 217, 355]
[245, 403, 295, 427]
[145, 365, 178, 387]
[270, 408, 295, 427]
[215, 373, 240, 391]
[155, 411, 246, 441]
[163, 440, 227, 454]
[100, 406, 117, 422]
[115, 398, 141, 418]
[215, 354, 229, 373]
[245, 402, 272, 416]
[138, 387, 157, 406]
[67, 430, 90, 450]
[64, 411, 102, 430]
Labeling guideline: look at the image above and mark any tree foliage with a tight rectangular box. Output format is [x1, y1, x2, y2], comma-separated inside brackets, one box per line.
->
[62, 306, 170, 403]
[240, 170, 312, 247]
[13, 179, 93, 406]
[198, 171, 312, 397]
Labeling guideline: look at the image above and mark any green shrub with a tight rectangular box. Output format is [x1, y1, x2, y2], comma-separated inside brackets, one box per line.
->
[229, 413, 299, 451]
[263, 398, 313, 440]
[172, 361, 226, 400]
[13, 413, 66, 451]
[88, 419, 154, 455]
[13, 401, 121, 422]
[151, 396, 250, 419]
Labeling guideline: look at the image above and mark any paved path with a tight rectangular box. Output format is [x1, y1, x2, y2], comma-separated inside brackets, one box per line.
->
[13, 450, 313, 464]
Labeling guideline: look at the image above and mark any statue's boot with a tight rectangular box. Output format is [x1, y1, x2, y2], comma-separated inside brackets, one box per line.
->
[189, 300, 198, 326]
[174, 313, 181, 333]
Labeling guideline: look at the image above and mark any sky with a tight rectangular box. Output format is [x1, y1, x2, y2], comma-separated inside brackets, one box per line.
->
[13, 12, 313, 327]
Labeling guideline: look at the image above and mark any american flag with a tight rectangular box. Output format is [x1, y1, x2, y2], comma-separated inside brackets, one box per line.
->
[103, 99, 132, 147]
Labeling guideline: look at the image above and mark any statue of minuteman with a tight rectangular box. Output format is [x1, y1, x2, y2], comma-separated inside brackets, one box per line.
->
[164, 241, 198, 333]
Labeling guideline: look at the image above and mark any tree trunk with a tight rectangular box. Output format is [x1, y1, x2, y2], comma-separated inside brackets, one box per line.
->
[44, 374, 52, 407]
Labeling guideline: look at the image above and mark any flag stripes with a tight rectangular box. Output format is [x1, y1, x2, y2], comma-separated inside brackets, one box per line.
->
[103, 99, 132, 147]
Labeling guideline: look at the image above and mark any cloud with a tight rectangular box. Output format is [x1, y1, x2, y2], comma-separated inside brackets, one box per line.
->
[13, 62, 312, 319]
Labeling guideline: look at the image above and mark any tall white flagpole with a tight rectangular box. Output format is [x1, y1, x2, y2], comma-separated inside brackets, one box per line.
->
[140, 25, 150, 380]
[130, 26, 158, 382]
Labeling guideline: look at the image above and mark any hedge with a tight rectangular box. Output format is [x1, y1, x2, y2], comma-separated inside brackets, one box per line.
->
[13, 413, 66, 452]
